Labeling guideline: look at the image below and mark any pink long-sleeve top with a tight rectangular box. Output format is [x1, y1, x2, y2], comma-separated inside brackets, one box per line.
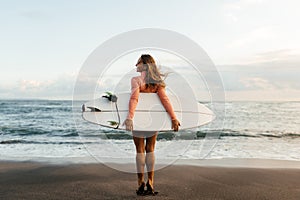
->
[127, 72, 177, 120]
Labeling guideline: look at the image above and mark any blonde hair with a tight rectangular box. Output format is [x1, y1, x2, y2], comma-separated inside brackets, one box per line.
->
[140, 54, 166, 90]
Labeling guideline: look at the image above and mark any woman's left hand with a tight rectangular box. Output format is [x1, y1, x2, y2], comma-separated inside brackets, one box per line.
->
[172, 119, 181, 132]
[123, 119, 133, 131]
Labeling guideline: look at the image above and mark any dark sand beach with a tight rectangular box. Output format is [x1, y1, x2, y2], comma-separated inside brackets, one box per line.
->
[1, 161, 300, 200]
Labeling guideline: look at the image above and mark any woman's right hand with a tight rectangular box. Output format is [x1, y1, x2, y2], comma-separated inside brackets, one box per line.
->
[123, 119, 133, 131]
[172, 119, 181, 132]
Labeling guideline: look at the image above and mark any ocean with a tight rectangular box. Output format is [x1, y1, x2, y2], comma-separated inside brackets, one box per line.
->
[1, 100, 300, 164]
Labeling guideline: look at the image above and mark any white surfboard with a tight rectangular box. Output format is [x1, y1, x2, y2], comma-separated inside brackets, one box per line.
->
[82, 93, 215, 131]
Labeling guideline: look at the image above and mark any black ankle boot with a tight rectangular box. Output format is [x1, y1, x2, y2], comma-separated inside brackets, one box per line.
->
[136, 182, 145, 195]
[145, 181, 158, 196]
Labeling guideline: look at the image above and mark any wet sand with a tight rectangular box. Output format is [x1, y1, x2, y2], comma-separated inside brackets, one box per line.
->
[0, 161, 300, 199]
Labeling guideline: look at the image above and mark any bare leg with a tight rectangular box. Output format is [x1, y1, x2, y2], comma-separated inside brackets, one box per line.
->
[145, 132, 158, 188]
[133, 135, 145, 186]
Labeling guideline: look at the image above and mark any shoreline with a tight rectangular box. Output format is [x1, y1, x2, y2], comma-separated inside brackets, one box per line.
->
[1, 160, 300, 199]
[1, 157, 300, 169]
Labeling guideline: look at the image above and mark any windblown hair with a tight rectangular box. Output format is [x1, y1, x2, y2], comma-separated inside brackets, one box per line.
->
[140, 54, 166, 90]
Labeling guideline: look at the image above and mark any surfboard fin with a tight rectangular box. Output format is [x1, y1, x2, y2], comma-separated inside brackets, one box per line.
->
[102, 92, 118, 102]
[107, 121, 119, 126]
[87, 106, 101, 112]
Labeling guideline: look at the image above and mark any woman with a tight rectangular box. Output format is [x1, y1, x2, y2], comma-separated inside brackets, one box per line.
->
[123, 54, 180, 196]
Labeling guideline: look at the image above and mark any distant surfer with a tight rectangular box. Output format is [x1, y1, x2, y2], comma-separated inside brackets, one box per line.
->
[123, 54, 180, 196]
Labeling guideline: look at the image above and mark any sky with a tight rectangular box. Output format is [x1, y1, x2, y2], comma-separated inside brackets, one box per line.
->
[0, 0, 299, 101]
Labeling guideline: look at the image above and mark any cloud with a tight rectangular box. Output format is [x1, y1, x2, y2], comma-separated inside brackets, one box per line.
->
[223, 0, 265, 23]
[226, 89, 300, 101]
[239, 77, 276, 90]
[1, 48, 299, 101]
[224, 13, 238, 23]
[19, 80, 43, 91]
[0, 72, 76, 99]
[217, 48, 300, 100]
[220, 66, 300, 91]
[227, 26, 276, 48]
[0, 69, 134, 100]
[251, 49, 300, 65]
